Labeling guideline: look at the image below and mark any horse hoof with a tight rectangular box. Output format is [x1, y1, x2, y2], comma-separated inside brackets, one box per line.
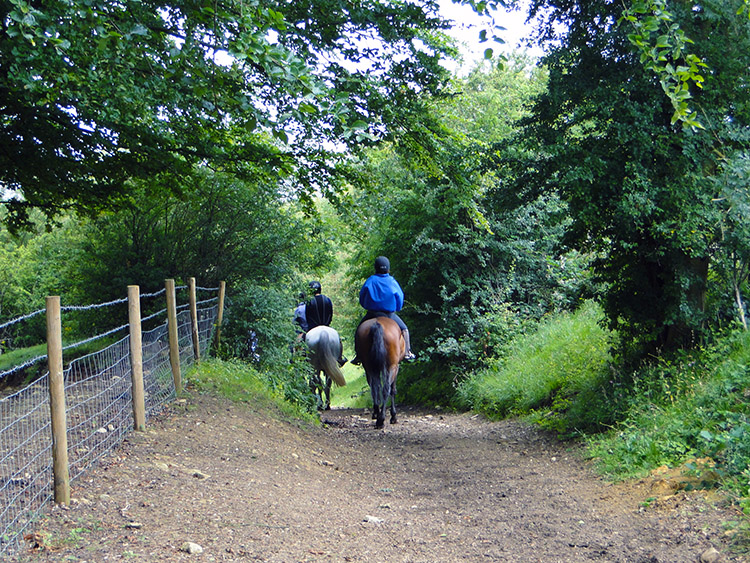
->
[375, 421, 385, 429]
[390, 417, 397, 424]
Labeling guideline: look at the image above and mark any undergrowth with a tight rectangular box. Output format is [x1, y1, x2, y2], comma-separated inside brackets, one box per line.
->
[587, 330, 750, 510]
[189, 357, 320, 424]
[455, 300, 616, 434]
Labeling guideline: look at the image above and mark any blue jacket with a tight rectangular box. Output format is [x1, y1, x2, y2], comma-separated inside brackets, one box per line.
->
[359, 273, 404, 313]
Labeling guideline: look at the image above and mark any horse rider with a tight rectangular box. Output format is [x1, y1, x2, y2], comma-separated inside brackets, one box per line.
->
[305, 281, 347, 366]
[351, 256, 416, 365]
[293, 292, 309, 335]
[305, 281, 333, 330]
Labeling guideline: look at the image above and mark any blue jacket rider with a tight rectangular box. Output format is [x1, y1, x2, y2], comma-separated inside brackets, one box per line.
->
[352, 256, 416, 363]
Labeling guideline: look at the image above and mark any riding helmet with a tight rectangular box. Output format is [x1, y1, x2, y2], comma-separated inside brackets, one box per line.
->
[308, 280, 322, 294]
[374, 256, 390, 274]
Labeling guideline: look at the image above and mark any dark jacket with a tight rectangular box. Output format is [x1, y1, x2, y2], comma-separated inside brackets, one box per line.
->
[305, 294, 333, 329]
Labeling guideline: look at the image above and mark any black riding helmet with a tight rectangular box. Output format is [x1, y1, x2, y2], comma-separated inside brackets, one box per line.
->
[374, 256, 390, 274]
[308, 280, 322, 294]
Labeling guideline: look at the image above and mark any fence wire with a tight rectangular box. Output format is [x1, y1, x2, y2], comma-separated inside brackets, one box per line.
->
[0, 299, 219, 556]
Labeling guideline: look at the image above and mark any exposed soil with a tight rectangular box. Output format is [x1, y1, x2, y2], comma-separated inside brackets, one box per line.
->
[13, 391, 749, 563]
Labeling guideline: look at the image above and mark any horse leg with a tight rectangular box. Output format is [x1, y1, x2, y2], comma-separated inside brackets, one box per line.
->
[368, 375, 379, 420]
[389, 390, 397, 425]
[371, 390, 382, 425]
[375, 405, 385, 429]
[323, 376, 332, 411]
[389, 367, 398, 424]
[375, 377, 389, 429]
[310, 371, 324, 410]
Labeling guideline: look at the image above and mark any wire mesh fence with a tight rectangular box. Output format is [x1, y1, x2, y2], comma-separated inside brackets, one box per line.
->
[0, 289, 221, 557]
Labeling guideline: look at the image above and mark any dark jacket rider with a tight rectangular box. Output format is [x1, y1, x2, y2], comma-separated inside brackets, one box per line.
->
[305, 280, 333, 330]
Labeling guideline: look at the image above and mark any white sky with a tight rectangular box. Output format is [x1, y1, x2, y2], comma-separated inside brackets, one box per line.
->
[438, 0, 543, 71]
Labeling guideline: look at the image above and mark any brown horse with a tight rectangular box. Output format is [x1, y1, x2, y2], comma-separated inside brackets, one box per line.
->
[354, 317, 405, 429]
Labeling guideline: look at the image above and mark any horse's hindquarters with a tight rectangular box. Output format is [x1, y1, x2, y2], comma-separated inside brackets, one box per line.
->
[355, 317, 402, 428]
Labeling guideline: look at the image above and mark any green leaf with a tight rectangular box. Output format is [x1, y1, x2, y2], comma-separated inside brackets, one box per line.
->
[655, 34, 670, 48]
[273, 129, 288, 143]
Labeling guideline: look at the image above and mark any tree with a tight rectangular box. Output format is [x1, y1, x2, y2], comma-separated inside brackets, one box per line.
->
[345, 58, 574, 398]
[520, 0, 750, 353]
[0, 165, 337, 347]
[710, 152, 750, 330]
[1, 0, 458, 230]
[67, 168, 335, 301]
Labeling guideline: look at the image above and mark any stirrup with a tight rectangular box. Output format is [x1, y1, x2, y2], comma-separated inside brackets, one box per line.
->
[338, 356, 348, 367]
[404, 351, 416, 361]
[350, 356, 361, 366]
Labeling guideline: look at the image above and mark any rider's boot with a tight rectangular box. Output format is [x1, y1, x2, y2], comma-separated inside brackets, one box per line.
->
[338, 355, 348, 367]
[402, 329, 416, 361]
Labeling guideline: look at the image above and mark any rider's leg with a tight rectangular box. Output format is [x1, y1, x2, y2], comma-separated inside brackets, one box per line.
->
[391, 313, 415, 361]
[402, 329, 416, 361]
[350, 314, 371, 366]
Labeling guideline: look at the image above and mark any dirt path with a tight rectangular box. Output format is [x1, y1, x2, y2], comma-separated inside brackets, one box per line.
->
[16, 392, 747, 562]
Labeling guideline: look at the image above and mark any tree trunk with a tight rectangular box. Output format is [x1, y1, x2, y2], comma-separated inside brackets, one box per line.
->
[735, 283, 748, 331]
[663, 256, 709, 349]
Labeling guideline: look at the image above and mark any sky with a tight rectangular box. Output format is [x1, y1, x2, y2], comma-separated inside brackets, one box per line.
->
[438, 0, 543, 71]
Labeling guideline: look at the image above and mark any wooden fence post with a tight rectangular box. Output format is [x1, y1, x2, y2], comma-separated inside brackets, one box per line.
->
[128, 285, 146, 431]
[215, 281, 226, 347]
[165, 279, 182, 395]
[188, 277, 200, 362]
[46, 296, 70, 505]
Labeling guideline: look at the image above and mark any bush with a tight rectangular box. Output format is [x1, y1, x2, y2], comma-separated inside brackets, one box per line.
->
[218, 283, 297, 369]
[456, 300, 616, 433]
[587, 330, 750, 504]
[396, 361, 461, 408]
[214, 282, 323, 414]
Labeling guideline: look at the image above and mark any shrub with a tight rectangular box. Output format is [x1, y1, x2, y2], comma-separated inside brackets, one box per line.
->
[456, 300, 616, 433]
[218, 282, 296, 369]
[587, 330, 750, 509]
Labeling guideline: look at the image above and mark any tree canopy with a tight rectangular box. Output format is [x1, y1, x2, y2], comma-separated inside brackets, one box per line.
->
[1, 0, 459, 230]
[519, 0, 750, 352]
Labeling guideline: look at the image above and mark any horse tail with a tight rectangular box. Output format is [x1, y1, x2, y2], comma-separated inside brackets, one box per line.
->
[368, 322, 390, 407]
[317, 329, 346, 387]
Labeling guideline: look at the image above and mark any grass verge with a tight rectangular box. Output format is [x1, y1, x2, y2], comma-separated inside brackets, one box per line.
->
[189, 357, 320, 424]
[456, 300, 616, 434]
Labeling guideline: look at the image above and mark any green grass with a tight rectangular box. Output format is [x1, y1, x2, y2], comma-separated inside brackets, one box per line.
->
[456, 300, 615, 433]
[0, 343, 48, 373]
[188, 357, 320, 424]
[0, 337, 121, 386]
[331, 363, 371, 409]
